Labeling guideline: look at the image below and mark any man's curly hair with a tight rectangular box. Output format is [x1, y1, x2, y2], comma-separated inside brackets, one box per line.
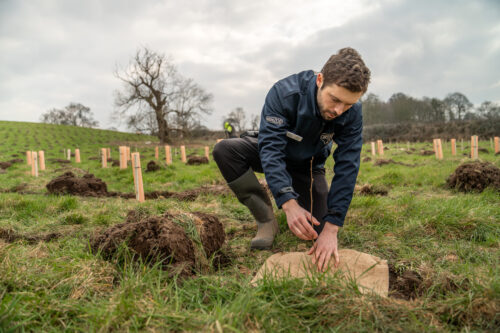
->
[321, 47, 371, 93]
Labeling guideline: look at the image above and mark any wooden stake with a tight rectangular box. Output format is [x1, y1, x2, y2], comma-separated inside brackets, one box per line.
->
[101, 148, 108, 168]
[126, 147, 131, 161]
[471, 135, 478, 159]
[180, 145, 187, 163]
[131, 152, 145, 202]
[26, 151, 32, 165]
[31, 151, 38, 177]
[204, 146, 210, 161]
[437, 139, 443, 159]
[494, 137, 499, 154]
[67, 149, 71, 161]
[119, 146, 127, 169]
[38, 151, 45, 171]
[370, 142, 376, 156]
[377, 140, 384, 155]
[75, 149, 81, 163]
[451, 139, 456, 156]
[165, 145, 172, 165]
[155, 146, 159, 159]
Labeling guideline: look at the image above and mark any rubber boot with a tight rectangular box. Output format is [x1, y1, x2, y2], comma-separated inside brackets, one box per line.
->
[228, 168, 279, 249]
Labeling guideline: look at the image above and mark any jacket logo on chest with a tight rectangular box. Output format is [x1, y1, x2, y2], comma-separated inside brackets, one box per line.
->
[320, 132, 334, 145]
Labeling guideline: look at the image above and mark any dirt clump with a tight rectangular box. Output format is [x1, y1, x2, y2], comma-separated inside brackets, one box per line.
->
[446, 161, 500, 193]
[9, 158, 24, 164]
[0, 162, 12, 170]
[46, 172, 108, 197]
[187, 156, 209, 165]
[90, 211, 225, 275]
[389, 264, 424, 300]
[355, 184, 389, 196]
[420, 150, 435, 156]
[145, 160, 161, 172]
[362, 157, 372, 162]
[0, 228, 60, 244]
[374, 159, 416, 167]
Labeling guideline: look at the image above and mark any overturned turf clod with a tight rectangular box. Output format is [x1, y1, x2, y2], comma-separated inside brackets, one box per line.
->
[89, 211, 225, 276]
[187, 156, 209, 165]
[46, 172, 108, 197]
[145, 160, 161, 172]
[446, 161, 500, 193]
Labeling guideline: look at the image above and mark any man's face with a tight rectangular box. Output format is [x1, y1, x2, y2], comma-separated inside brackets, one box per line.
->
[316, 73, 363, 121]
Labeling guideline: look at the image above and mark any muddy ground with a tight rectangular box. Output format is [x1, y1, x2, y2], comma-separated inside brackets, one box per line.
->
[90, 211, 225, 276]
[446, 161, 500, 193]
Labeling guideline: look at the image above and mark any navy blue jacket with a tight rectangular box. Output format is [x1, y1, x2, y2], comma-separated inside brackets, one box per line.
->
[258, 70, 363, 227]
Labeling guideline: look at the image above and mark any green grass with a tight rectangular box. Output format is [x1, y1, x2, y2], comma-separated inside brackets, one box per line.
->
[1, 122, 499, 331]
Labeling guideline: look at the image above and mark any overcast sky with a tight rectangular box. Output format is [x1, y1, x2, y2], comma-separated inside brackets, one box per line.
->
[1, 0, 499, 131]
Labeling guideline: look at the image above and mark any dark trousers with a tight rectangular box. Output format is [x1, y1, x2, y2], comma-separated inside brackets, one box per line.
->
[212, 137, 328, 234]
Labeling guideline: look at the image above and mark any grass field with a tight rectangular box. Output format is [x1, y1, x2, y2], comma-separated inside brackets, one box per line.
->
[0, 120, 499, 332]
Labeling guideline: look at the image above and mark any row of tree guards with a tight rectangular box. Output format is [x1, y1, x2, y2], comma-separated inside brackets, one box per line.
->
[370, 136, 499, 159]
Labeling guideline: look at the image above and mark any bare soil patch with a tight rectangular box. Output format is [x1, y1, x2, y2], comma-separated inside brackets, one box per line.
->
[388, 264, 423, 300]
[90, 211, 225, 275]
[0, 228, 60, 244]
[362, 157, 372, 162]
[9, 158, 24, 164]
[446, 161, 500, 193]
[187, 156, 209, 165]
[48, 158, 71, 164]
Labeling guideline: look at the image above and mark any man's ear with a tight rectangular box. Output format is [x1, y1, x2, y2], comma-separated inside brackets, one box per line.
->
[316, 73, 323, 89]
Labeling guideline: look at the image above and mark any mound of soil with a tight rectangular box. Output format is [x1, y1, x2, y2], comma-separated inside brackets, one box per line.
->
[420, 150, 435, 156]
[9, 158, 24, 164]
[187, 156, 209, 165]
[0, 228, 60, 244]
[46, 172, 108, 197]
[362, 157, 372, 162]
[446, 161, 500, 193]
[374, 159, 416, 167]
[90, 211, 225, 275]
[356, 184, 388, 196]
[0, 162, 12, 170]
[145, 160, 160, 172]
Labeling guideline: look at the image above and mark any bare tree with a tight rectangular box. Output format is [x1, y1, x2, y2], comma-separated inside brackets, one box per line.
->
[444, 92, 473, 121]
[40, 103, 98, 127]
[114, 47, 211, 143]
[250, 113, 260, 130]
[226, 107, 247, 132]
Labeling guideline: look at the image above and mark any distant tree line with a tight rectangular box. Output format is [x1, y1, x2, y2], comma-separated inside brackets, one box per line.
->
[361, 92, 499, 125]
[40, 103, 99, 128]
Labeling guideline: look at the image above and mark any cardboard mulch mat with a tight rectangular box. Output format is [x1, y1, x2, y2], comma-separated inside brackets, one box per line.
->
[251, 250, 389, 297]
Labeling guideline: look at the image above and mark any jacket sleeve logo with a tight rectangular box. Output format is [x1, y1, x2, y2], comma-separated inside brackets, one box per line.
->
[265, 116, 284, 126]
[320, 132, 334, 145]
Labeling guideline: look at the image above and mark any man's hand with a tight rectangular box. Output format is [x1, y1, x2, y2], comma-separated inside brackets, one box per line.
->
[282, 199, 320, 240]
[307, 223, 340, 272]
